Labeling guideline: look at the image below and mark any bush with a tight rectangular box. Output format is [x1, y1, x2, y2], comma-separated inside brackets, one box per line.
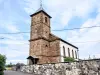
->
[0, 66, 4, 75]
[0, 54, 6, 75]
[64, 57, 75, 62]
[0, 71, 4, 75]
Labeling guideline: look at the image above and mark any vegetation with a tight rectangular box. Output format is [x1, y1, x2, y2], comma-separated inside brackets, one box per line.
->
[6, 62, 14, 67]
[5, 62, 14, 70]
[0, 54, 6, 75]
[64, 57, 75, 62]
[5, 62, 25, 71]
[16, 63, 25, 71]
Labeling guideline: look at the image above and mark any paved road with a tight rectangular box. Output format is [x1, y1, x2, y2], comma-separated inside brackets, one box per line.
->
[4, 70, 33, 75]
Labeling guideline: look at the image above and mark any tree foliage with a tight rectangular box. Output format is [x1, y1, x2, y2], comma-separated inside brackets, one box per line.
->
[16, 63, 25, 70]
[64, 57, 75, 62]
[6, 62, 14, 67]
[0, 54, 6, 75]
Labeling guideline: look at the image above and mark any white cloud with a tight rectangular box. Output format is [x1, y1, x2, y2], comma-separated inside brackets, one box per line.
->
[1, 43, 29, 64]
[1, 43, 29, 56]
[0, 21, 19, 32]
[67, 12, 100, 59]
[0, 0, 30, 64]
[23, 0, 40, 14]
[1, 40, 29, 45]
[1, 0, 99, 29]
[74, 0, 96, 17]
[6, 59, 27, 64]
[61, 11, 73, 26]
[23, 0, 100, 26]
[6, 24, 19, 32]
[0, 34, 25, 41]
[95, 54, 100, 58]
[0, 22, 29, 64]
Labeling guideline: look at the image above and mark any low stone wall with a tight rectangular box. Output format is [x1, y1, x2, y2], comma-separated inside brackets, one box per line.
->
[21, 59, 100, 75]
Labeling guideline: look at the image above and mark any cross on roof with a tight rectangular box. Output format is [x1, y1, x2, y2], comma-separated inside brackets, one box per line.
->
[40, 0, 42, 8]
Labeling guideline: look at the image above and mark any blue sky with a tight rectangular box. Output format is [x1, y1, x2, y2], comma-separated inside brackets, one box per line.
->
[0, 0, 100, 64]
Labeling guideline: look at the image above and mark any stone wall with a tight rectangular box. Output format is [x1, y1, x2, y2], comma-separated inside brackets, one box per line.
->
[21, 59, 100, 75]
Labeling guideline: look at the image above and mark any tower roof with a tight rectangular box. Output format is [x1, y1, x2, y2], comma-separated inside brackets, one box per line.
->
[30, 7, 52, 18]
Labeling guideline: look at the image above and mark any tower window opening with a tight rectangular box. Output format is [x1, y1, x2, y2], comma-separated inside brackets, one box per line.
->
[45, 17, 47, 23]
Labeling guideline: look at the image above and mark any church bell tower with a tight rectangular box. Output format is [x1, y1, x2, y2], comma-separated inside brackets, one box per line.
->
[30, 9, 51, 40]
[28, 2, 52, 64]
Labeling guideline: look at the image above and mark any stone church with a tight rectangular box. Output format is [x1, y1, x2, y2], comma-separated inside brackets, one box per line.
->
[27, 7, 79, 65]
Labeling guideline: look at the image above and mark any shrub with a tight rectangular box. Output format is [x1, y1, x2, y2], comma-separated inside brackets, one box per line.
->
[64, 57, 75, 62]
[0, 65, 4, 75]
[0, 54, 6, 75]
[0, 71, 4, 75]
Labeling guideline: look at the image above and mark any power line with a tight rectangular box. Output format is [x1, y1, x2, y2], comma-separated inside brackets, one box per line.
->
[0, 32, 30, 34]
[70, 40, 100, 43]
[52, 25, 100, 31]
[0, 37, 100, 44]
[1, 39, 100, 44]
[0, 26, 100, 34]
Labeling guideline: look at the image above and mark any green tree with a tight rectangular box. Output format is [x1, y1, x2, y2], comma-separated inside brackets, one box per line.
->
[64, 57, 75, 62]
[0, 54, 6, 75]
[6, 62, 13, 67]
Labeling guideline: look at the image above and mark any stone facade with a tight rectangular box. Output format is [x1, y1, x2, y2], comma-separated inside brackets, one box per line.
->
[28, 8, 78, 64]
[29, 9, 61, 64]
[21, 59, 100, 75]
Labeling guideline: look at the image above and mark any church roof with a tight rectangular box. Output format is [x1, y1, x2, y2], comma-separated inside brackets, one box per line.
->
[60, 39, 78, 49]
[30, 7, 52, 18]
[49, 33, 60, 41]
[50, 33, 78, 49]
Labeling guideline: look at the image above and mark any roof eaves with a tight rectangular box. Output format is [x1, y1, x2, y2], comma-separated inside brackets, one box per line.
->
[60, 39, 78, 49]
[30, 10, 52, 18]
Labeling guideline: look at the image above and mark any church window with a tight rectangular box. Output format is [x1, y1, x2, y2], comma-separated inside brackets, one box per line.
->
[68, 48, 70, 57]
[72, 50, 74, 58]
[75, 51, 77, 59]
[63, 46, 66, 57]
[45, 17, 47, 23]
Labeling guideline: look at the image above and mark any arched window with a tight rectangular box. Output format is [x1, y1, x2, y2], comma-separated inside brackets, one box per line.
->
[68, 48, 70, 57]
[75, 51, 77, 59]
[72, 50, 74, 58]
[63, 46, 66, 57]
[45, 17, 47, 23]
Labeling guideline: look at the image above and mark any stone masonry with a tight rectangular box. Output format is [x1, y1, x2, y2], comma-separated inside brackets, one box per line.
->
[28, 6, 78, 64]
[29, 9, 61, 64]
[21, 59, 100, 75]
